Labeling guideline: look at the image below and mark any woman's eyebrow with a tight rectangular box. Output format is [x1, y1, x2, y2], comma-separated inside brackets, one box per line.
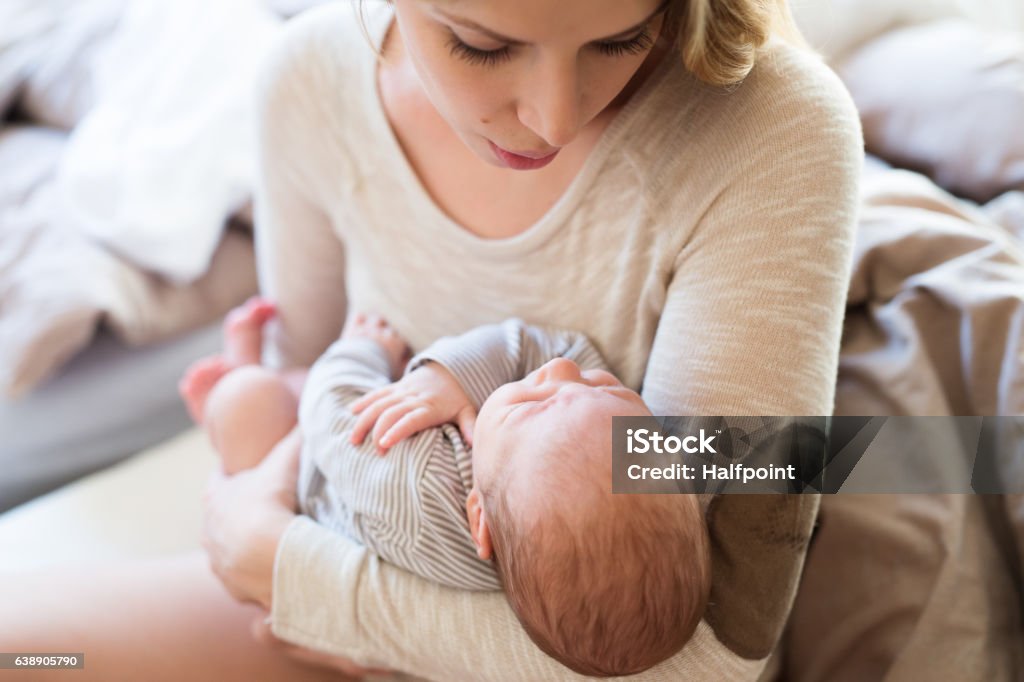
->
[434, 0, 670, 46]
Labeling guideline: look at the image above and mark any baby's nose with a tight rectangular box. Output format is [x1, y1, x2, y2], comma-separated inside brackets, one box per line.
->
[538, 357, 582, 382]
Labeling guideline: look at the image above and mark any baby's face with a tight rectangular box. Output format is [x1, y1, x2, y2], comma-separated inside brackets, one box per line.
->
[473, 358, 651, 491]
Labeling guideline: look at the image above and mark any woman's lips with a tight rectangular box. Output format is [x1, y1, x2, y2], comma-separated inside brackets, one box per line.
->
[488, 141, 559, 170]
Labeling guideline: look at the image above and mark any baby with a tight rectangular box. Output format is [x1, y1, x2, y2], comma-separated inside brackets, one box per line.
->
[181, 298, 711, 677]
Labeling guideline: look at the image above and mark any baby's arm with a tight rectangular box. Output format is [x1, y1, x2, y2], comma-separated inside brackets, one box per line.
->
[300, 310, 410, 418]
[350, 319, 611, 450]
[347, 362, 476, 451]
[413, 318, 611, 408]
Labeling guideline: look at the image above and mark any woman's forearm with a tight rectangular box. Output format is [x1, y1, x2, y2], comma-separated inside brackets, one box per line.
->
[270, 518, 765, 681]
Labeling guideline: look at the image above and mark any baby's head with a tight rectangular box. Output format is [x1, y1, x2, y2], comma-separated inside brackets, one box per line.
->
[467, 358, 711, 676]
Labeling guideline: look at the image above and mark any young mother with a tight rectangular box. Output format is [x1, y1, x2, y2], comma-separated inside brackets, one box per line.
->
[2, 0, 860, 678]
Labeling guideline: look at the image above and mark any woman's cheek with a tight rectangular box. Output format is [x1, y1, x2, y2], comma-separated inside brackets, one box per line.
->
[436, 69, 509, 128]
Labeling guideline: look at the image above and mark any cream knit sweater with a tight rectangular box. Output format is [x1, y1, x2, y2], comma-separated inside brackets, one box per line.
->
[261, 3, 863, 679]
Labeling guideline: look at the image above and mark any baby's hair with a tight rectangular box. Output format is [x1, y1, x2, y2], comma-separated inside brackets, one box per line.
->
[356, 0, 809, 86]
[483, 478, 711, 676]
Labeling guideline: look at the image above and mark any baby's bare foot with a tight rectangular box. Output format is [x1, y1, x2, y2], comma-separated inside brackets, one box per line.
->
[342, 312, 410, 379]
[178, 355, 232, 424]
[224, 296, 276, 366]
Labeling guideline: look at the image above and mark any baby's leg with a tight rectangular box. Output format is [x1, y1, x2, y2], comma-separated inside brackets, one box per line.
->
[180, 297, 277, 423]
[205, 366, 298, 474]
[180, 297, 295, 474]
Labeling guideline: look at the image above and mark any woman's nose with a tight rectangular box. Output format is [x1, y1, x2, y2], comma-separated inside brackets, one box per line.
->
[518, 56, 582, 149]
[536, 357, 582, 383]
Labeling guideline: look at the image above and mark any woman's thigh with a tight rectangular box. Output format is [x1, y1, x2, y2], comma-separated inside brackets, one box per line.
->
[0, 550, 351, 682]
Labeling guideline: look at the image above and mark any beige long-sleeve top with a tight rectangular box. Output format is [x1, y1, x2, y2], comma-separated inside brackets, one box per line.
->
[261, 2, 863, 679]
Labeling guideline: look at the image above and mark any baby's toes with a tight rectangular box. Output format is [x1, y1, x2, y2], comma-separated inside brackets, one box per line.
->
[224, 300, 274, 366]
[248, 298, 277, 325]
[341, 311, 372, 339]
[179, 356, 231, 423]
[224, 297, 274, 334]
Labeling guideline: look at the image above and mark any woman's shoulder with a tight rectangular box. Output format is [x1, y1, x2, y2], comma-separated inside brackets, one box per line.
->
[644, 40, 862, 168]
[744, 39, 863, 141]
[255, 2, 391, 187]
[627, 40, 863, 211]
[258, 2, 386, 109]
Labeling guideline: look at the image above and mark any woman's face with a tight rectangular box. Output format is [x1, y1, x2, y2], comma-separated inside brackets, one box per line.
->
[392, 0, 669, 170]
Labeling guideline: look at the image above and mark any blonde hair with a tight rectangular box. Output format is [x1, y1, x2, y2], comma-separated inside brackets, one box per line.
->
[358, 0, 809, 84]
[665, 0, 808, 86]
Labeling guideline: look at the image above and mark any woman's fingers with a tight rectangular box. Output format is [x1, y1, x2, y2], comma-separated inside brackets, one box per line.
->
[380, 406, 434, 449]
[349, 393, 403, 445]
[201, 438, 299, 610]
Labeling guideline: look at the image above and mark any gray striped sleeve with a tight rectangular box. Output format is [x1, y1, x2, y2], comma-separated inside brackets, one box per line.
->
[305, 419, 501, 591]
[408, 318, 610, 409]
[297, 337, 501, 591]
[298, 336, 394, 432]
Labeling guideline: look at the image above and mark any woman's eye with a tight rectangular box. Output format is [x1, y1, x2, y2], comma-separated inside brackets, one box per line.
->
[595, 28, 654, 57]
[446, 35, 513, 67]
[445, 25, 654, 68]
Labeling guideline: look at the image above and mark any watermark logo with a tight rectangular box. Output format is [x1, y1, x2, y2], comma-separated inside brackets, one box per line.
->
[613, 416, 1024, 495]
[626, 428, 717, 454]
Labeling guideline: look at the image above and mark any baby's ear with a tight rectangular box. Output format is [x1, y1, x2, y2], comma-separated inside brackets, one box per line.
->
[466, 488, 493, 561]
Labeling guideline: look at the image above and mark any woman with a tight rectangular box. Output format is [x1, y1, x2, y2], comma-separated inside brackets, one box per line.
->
[1, 0, 861, 678]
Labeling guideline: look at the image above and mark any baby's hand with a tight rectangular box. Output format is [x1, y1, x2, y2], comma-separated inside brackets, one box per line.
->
[349, 362, 476, 453]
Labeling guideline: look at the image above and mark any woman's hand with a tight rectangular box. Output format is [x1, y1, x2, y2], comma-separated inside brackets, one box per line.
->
[202, 426, 303, 610]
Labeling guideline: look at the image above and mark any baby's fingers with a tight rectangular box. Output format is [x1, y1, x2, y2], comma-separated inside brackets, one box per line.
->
[350, 394, 403, 445]
[456, 406, 476, 447]
[372, 402, 415, 453]
[351, 386, 392, 414]
[380, 407, 435, 449]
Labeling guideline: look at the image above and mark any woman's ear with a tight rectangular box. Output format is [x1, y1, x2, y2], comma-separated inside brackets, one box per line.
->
[466, 488, 493, 560]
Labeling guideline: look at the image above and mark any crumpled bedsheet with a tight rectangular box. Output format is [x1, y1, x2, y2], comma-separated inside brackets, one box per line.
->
[838, 159, 1024, 417]
[782, 158, 1024, 682]
[0, 125, 257, 399]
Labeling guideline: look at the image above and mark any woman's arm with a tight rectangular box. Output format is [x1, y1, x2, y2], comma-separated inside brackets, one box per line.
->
[270, 517, 764, 681]
[637, 50, 863, 662]
[253, 16, 349, 372]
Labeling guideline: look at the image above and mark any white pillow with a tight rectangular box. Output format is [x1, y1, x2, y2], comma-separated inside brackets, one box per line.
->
[0, 0, 126, 129]
[836, 19, 1024, 202]
[791, 0, 965, 63]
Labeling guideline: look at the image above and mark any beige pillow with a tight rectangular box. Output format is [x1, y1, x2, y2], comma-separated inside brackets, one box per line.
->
[837, 20, 1024, 202]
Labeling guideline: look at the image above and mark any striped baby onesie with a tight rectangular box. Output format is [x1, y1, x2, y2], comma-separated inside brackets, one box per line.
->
[297, 318, 609, 591]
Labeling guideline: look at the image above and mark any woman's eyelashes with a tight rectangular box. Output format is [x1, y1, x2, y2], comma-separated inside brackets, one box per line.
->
[596, 28, 654, 57]
[444, 27, 655, 68]
[445, 35, 513, 67]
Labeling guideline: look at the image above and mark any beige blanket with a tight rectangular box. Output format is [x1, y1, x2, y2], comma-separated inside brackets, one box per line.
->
[778, 160, 1024, 681]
